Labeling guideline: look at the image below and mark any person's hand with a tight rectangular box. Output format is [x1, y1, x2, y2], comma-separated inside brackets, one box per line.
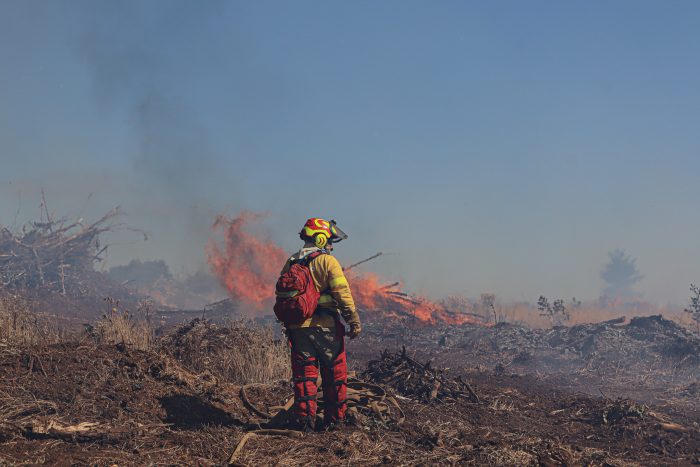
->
[347, 322, 361, 339]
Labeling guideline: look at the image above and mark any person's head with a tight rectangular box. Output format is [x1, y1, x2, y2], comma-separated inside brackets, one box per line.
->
[299, 218, 348, 250]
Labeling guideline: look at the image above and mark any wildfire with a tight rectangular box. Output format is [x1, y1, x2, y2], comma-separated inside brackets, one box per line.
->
[207, 212, 481, 326]
[347, 272, 481, 325]
[207, 212, 287, 305]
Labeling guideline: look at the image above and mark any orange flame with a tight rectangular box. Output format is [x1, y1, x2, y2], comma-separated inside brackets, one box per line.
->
[207, 212, 287, 306]
[347, 272, 481, 325]
[207, 211, 482, 325]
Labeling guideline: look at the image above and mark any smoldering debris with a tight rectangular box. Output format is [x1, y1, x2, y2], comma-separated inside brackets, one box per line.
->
[360, 315, 700, 378]
[362, 347, 479, 403]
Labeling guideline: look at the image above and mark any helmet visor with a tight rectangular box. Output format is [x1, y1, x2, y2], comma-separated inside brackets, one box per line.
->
[329, 220, 348, 243]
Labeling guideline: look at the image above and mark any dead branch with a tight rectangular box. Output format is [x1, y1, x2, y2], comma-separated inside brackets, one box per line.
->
[344, 252, 383, 271]
[0, 206, 141, 295]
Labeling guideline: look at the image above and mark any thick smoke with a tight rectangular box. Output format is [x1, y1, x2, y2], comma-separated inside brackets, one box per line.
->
[71, 2, 234, 272]
[132, 93, 221, 199]
[77, 3, 228, 195]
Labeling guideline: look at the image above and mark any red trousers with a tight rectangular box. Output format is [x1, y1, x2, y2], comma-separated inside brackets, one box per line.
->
[288, 324, 347, 427]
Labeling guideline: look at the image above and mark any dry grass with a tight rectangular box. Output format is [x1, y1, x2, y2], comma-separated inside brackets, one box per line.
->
[488, 396, 516, 412]
[0, 293, 57, 346]
[441, 294, 676, 328]
[214, 324, 290, 384]
[160, 319, 290, 384]
[485, 447, 537, 466]
[92, 298, 154, 351]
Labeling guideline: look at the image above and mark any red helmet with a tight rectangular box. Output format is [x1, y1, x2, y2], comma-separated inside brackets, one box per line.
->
[299, 218, 347, 247]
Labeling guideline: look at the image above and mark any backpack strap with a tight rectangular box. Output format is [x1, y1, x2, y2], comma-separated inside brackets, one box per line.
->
[293, 249, 328, 266]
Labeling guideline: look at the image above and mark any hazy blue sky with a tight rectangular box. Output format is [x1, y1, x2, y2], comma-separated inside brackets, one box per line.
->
[1, 1, 698, 303]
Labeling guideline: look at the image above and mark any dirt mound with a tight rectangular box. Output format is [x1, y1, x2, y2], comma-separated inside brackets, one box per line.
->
[159, 318, 290, 384]
[0, 341, 253, 464]
[0, 342, 237, 431]
[160, 317, 248, 355]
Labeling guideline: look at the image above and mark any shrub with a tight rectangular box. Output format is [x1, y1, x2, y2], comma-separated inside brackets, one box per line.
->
[0, 293, 56, 346]
[537, 295, 570, 326]
[160, 319, 290, 384]
[91, 298, 154, 351]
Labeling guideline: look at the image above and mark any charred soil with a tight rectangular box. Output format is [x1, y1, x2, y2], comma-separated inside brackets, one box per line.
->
[0, 315, 699, 466]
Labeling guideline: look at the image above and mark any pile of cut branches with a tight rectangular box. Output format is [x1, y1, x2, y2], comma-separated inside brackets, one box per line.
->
[362, 347, 479, 403]
[0, 208, 135, 295]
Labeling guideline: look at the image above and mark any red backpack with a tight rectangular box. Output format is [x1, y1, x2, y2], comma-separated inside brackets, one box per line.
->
[273, 251, 325, 324]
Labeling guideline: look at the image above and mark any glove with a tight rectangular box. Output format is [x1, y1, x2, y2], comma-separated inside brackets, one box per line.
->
[347, 322, 361, 339]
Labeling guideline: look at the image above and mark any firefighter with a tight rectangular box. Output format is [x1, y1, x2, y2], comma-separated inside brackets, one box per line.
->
[279, 218, 361, 431]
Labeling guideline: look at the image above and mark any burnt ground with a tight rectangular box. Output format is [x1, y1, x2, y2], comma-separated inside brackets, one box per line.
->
[1, 315, 699, 466]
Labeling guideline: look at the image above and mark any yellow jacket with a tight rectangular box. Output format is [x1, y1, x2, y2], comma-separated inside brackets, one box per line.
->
[281, 247, 360, 329]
